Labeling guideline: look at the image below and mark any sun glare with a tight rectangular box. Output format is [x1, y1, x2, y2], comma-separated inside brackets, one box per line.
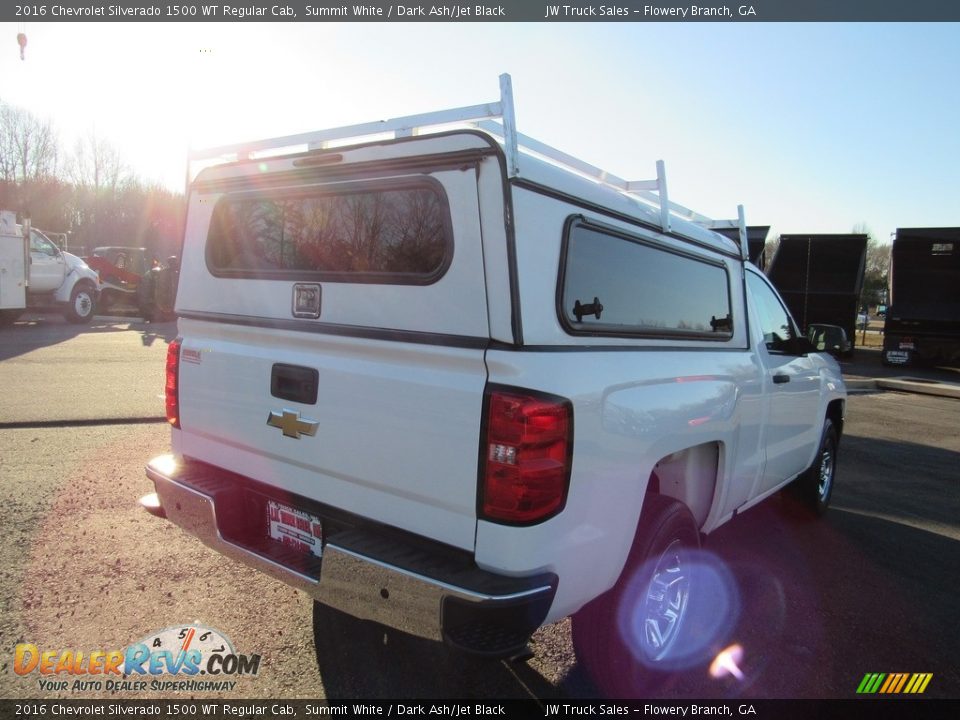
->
[2, 24, 350, 190]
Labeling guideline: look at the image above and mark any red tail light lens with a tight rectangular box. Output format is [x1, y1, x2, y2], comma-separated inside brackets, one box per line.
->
[165, 337, 182, 428]
[480, 387, 573, 525]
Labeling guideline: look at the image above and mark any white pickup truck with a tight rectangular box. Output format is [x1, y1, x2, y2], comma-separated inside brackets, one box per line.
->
[0, 211, 100, 325]
[143, 77, 845, 694]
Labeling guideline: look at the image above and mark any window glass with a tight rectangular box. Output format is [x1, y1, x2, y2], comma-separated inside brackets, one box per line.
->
[30, 231, 58, 256]
[207, 183, 451, 281]
[746, 272, 796, 352]
[561, 223, 732, 337]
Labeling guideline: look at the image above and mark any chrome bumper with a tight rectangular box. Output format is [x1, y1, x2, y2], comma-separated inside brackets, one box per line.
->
[145, 456, 556, 656]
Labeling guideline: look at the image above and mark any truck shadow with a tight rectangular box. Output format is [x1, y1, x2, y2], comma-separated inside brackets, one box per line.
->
[0, 315, 176, 361]
[649, 433, 960, 698]
[312, 604, 564, 700]
[313, 434, 959, 699]
[137, 320, 178, 347]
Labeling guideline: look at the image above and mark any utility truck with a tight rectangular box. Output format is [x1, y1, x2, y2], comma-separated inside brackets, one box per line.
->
[0, 210, 100, 325]
[143, 76, 846, 695]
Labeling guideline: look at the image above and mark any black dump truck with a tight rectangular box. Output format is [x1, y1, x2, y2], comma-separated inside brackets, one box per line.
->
[883, 228, 960, 366]
[766, 234, 868, 357]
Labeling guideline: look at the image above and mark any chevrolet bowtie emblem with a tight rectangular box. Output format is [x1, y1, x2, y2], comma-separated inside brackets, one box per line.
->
[266, 409, 319, 439]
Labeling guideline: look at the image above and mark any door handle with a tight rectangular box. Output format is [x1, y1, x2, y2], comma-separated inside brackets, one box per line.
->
[271, 363, 319, 405]
[772, 373, 790, 384]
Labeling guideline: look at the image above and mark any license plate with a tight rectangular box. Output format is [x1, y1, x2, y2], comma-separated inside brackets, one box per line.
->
[267, 500, 323, 558]
[885, 350, 910, 364]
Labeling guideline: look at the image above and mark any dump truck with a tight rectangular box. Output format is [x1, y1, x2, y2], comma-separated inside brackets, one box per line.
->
[766, 234, 868, 357]
[883, 227, 960, 366]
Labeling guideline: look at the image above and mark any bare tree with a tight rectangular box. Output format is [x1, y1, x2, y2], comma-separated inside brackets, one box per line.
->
[0, 103, 16, 182]
[853, 222, 890, 306]
[0, 100, 60, 183]
[70, 131, 125, 194]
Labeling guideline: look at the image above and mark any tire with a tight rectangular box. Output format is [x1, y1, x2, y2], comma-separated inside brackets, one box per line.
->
[64, 283, 97, 324]
[783, 418, 838, 518]
[572, 494, 701, 697]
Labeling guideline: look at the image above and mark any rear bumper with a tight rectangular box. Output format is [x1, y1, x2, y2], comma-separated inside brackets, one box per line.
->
[145, 455, 556, 657]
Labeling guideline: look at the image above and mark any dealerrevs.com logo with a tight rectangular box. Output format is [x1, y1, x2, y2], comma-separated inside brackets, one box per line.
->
[14, 624, 260, 693]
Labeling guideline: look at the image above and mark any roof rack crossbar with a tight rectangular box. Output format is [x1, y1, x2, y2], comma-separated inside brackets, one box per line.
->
[188, 73, 750, 256]
[705, 205, 749, 260]
[477, 120, 727, 236]
[190, 73, 517, 163]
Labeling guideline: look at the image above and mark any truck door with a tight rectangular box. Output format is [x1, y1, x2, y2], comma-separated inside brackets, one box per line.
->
[28, 231, 67, 293]
[745, 270, 821, 494]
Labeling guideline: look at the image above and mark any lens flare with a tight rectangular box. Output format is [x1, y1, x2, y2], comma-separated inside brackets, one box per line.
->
[710, 643, 746, 681]
[148, 453, 178, 476]
[616, 549, 741, 671]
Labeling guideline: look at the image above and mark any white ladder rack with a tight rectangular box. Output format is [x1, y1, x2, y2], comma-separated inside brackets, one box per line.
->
[189, 73, 749, 259]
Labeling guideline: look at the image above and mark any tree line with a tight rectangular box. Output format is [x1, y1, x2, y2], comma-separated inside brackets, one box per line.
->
[0, 98, 184, 260]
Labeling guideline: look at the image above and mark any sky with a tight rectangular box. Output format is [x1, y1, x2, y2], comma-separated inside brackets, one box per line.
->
[1, 21, 958, 245]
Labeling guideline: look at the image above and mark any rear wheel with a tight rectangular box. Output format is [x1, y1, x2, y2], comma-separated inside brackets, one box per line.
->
[572, 494, 700, 696]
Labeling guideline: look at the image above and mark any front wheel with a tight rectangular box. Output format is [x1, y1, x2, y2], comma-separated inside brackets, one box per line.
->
[64, 283, 96, 324]
[790, 418, 838, 517]
[572, 494, 701, 696]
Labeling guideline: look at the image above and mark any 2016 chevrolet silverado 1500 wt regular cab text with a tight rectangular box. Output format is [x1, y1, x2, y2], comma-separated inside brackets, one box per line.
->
[143, 76, 845, 695]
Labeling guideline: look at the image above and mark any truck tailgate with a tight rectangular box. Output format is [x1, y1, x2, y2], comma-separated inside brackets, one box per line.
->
[175, 318, 487, 551]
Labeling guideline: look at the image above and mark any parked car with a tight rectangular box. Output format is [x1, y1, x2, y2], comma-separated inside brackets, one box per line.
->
[84, 246, 156, 313]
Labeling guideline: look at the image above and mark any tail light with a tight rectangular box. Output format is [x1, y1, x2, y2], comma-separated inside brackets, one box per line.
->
[480, 387, 573, 525]
[165, 337, 182, 428]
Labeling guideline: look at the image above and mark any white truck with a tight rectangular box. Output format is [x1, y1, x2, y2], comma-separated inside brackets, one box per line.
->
[0, 210, 100, 325]
[143, 76, 846, 695]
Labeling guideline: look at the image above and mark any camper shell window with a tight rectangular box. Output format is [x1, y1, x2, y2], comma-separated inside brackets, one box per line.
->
[559, 219, 733, 339]
[205, 179, 453, 284]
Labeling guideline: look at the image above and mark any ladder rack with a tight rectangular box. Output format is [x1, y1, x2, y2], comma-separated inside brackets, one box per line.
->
[189, 73, 749, 259]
